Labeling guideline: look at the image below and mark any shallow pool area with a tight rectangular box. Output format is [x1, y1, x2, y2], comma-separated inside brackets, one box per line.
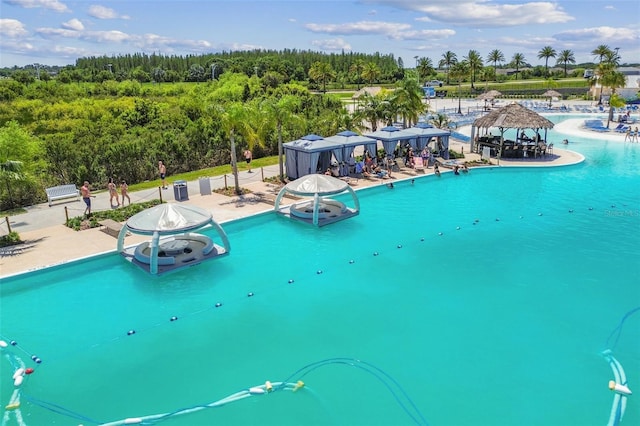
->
[1, 117, 639, 426]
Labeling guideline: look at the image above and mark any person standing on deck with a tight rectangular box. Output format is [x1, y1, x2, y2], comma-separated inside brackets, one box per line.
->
[158, 160, 167, 189]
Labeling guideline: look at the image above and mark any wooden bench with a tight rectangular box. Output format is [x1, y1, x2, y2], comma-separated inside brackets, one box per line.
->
[45, 184, 80, 207]
[98, 219, 124, 238]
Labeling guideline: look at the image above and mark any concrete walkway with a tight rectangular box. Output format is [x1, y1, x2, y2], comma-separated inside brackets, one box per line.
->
[0, 137, 584, 279]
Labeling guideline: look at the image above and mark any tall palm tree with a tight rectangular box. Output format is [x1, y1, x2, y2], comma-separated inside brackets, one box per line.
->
[439, 51, 457, 85]
[355, 91, 386, 131]
[308, 61, 336, 92]
[537, 46, 556, 77]
[598, 62, 626, 126]
[487, 49, 505, 82]
[391, 74, 426, 128]
[349, 59, 365, 90]
[591, 45, 611, 64]
[464, 50, 483, 89]
[361, 62, 381, 86]
[416, 57, 435, 83]
[450, 61, 469, 114]
[510, 53, 526, 80]
[556, 49, 575, 78]
[215, 103, 259, 194]
[261, 96, 303, 182]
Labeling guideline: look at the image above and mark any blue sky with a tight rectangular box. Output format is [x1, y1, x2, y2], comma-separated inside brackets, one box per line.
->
[1, 0, 639, 68]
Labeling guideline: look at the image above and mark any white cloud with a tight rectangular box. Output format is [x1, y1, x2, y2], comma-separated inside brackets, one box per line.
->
[4, 0, 69, 13]
[376, 0, 574, 26]
[306, 21, 411, 36]
[288, 18, 296, 23]
[0, 18, 29, 37]
[305, 20, 454, 41]
[311, 38, 352, 51]
[555, 26, 639, 43]
[87, 5, 129, 20]
[61, 18, 83, 31]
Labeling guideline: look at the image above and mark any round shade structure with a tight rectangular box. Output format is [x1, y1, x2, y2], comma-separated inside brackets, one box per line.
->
[116, 203, 230, 275]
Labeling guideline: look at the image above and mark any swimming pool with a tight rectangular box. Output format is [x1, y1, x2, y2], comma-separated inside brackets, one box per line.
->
[1, 116, 639, 425]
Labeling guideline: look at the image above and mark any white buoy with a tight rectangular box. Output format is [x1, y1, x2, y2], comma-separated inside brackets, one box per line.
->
[249, 387, 265, 394]
[12, 368, 24, 379]
[14, 375, 24, 387]
[609, 380, 632, 396]
[0, 340, 7, 348]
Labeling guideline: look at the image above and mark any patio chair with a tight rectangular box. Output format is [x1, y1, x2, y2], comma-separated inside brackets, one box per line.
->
[547, 143, 553, 155]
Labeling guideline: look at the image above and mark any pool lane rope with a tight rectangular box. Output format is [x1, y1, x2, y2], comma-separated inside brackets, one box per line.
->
[601, 306, 638, 426]
[1, 352, 428, 426]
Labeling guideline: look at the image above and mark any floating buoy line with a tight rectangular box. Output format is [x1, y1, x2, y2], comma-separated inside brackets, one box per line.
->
[601, 306, 639, 426]
[0, 348, 428, 426]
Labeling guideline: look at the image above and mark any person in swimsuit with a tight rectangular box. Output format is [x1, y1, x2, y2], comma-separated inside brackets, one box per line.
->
[81, 181, 92, 216]
[158, 160, 167, 189]
[120, 180, 131, 206]
[243, 149, 253, 173]
[108, 177, 120, 207]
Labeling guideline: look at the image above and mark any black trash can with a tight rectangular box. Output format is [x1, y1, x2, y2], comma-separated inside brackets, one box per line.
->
[173, 180, 188, 201]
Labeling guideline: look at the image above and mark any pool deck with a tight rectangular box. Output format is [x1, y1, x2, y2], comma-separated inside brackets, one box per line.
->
[0, 105, 623, 279]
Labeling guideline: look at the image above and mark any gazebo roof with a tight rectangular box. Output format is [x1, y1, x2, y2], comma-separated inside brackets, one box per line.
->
[473, 102, 554, 129]
[125, 203, 213, 235]
[283, 174, 349, 197]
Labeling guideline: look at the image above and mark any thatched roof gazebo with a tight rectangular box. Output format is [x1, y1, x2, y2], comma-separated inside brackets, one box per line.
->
[471, 102, 554, 163]
[476, 89, 502, 100]
[542, 89, 563, 108]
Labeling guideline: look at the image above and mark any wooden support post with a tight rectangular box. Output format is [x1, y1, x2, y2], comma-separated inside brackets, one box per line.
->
[5, 216, 11, 234]
[64, 206, 69, 224]
[159, 187, 163, 203]
[224, 174, 228, 189]
[261, 167, 264, 181]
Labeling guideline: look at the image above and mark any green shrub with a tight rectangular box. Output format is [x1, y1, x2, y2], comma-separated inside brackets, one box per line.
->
[0, 231, 22, 247]
[66, 199, 162, 231]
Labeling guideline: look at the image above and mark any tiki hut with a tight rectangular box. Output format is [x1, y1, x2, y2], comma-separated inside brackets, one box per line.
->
[477, 90, 503, 111]
[542, 90, 563, 108]
[471, 102, 554, 163]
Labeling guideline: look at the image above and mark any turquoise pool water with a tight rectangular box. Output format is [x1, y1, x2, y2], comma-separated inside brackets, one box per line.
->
[1, 116, 639, 426]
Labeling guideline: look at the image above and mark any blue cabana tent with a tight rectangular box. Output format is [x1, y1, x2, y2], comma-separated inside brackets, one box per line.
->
[283, 134, 342, 179]
[324, 131, 377, 176]
[404, 124, 451, 158]
[284, 132, 379, 179]
[363, 126, 417, 158]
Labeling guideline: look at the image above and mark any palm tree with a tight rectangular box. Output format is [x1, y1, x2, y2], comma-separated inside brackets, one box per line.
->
[349, 59, 365, 90]
[439, 51, 457, 85]
[510, 53, 526, 80]
[591, 45, 611, 64]
[450, 61, 469, 114]
[308, 61, 336, 92]
[464, 50, 483, 89]
[487, 49, 505, 82]
[215, 103, 259, 194]
[361, 62, 381, 86]
[391, 74, 426, 128]
[537, 46, 556, 77]
[429, 113, 450, 129]
[556, 49, 575, 78]
[355, 91, 387, 131]
[261, 96, 303, 182]
[598, 62, 626, 126]
[416, 57, 435, 83]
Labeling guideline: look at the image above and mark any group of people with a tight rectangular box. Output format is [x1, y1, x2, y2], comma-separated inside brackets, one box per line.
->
[624, 127, 639, 142]
[107, 178, 131, 208]
[79, 178, 131, 217]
